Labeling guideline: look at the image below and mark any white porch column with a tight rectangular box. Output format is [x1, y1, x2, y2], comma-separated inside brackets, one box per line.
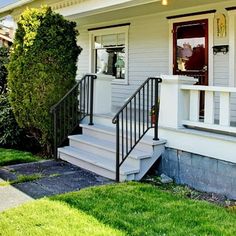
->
[159, 75, 198, 129]
[93, 76, 112, 114]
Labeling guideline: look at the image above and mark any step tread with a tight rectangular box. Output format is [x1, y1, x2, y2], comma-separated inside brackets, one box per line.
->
[68, 134, 151, 159]
[80, 123, 166, 146]
[58, 146, 139, 175]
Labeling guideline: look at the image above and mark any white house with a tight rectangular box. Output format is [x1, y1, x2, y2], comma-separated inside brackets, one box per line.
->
[0, 23, 13, 47]
[2, 0, 236, 199]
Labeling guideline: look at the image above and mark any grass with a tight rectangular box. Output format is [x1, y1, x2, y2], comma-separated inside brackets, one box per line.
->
[0, 173, 43, 187]
[1, 182, 236, 236]
[0, 200, 123, 236]
[0, 148, 41, 166]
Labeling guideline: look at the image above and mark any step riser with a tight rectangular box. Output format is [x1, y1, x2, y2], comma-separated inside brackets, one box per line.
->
[82, 116, 151, 134]
[82, 116, 115, 128]
[59, 152, 131, 181]
[69, 139, 141, 169]
[82, 128, 115, 142]
[82, 127, 154, 153]
[135, 144, 165, 180]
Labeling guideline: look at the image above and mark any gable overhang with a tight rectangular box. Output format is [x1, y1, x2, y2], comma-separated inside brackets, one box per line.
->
[56, 0, 228, 19]
[0, 0, 33, 17]
[56, 0, 229, 25]
[57, 0, 161, 18]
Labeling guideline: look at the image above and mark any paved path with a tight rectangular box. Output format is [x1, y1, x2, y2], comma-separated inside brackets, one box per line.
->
[0, 160, 112, 212]
[0, 178, 33, 212]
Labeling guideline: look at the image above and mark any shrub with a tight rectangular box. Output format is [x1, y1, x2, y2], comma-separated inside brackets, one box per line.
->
[7, 7, 81, 154]
[0, 47, 9, 94]
[0, 95, 24, 147]
[0, 44, 25, 148]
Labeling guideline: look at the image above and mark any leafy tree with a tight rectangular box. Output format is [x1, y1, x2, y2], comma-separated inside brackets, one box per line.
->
[7, 6, 81, 154]
[0, 95, 24, 147]
[0, 47, 24, 148]
[0, 47, 9, 94]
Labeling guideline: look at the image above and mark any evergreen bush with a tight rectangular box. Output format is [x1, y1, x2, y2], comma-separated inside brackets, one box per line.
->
[0, 95, 24, 147]
[8, 7, 81, 154]
[0, 47, 24, 147]
[0, 47, 9, 94]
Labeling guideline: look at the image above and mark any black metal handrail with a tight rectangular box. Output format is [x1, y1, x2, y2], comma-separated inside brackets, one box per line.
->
[50, 74, 97, 158]
[112, 77, 162, 182]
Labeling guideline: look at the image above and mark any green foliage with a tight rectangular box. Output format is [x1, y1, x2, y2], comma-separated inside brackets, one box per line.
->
[0, 173, 43, 186]
[7, 6, 81, 153]
[1, 183, 236, 235]
[0, 47, 9, 94]
[0, 147, 41, 166]
[0, 45, 24, 148]
[0, 95, 24, 147]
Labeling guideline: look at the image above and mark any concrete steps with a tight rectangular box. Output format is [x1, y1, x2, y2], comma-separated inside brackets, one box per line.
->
[58, 114, 166, 181]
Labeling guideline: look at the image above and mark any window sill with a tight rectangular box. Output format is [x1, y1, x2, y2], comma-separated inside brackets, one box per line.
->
[94, 74, 129, 85]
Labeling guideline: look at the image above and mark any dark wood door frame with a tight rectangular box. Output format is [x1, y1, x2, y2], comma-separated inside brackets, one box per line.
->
[173, 19, 209, 86]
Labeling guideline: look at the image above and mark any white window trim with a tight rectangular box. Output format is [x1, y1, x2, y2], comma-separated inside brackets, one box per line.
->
[228, 10, 236, 87]
[168, 13, 214, 86]
[89, 25, 129, 85]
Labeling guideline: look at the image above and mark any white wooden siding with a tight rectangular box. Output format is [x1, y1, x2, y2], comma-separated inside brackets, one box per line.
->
[76, 27, 89, 80]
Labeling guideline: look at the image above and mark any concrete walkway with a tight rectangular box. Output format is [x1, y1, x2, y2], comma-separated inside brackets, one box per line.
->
[0, 178, 33, 212]
[0, 160, 112, 212]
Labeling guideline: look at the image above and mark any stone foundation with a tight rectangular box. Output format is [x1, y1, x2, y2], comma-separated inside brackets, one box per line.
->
[158, 148, 236, 200]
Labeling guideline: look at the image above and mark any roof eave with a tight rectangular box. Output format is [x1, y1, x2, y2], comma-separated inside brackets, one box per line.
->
[0, 0, 34, 14]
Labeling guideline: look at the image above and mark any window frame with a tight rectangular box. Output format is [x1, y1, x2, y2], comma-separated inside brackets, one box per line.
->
[89, 25, 129, 84]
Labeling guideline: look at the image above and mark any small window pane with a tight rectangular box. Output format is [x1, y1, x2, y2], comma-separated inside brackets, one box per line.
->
[176, 24, 206, 71]
[96, 47, 125, 79]
[102, 34, 117, 47]
[94, 36, 102, 49]
[117, 33, 125, 46]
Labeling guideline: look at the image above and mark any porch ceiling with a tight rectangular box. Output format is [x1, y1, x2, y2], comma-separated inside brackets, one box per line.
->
[64, 0, 231, 25]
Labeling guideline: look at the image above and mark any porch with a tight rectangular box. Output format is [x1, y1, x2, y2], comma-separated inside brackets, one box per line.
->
[159, 75, 236, 164]
[50, 0, 236, 198]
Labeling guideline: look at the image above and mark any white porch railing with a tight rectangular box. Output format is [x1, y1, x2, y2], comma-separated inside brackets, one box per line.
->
[181, 85, 236, 134]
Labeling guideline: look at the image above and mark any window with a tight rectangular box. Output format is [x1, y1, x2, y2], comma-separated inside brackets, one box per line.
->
[90, 26, 129, 83]
[175, 22, 206, 72]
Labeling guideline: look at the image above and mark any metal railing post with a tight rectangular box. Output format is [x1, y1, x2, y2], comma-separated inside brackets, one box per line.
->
[116, 117, 120, 182]
[153, 78, 159, 141]
[89, 75, 96, 125]
[53, 109, 58, 158]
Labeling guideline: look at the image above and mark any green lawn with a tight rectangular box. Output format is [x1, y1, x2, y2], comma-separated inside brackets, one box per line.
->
[0, 148, 41, 166]
[0, 182, 236, 236]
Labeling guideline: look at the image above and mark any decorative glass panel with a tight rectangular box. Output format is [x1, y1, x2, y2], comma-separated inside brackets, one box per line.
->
[102, 34, 117, 47]
[117, 33, 125, 46]
[176, 23, 205, 71]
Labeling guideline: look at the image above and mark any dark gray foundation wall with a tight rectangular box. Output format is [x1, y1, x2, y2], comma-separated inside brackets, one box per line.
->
[158, 148, 236, 200]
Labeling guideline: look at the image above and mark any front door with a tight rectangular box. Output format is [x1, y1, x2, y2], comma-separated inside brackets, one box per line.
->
[173, 19, 208, 85]
[173, 19, 208, 116]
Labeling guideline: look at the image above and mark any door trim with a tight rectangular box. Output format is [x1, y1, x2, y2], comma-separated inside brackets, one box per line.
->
[168, 13, 214, 86]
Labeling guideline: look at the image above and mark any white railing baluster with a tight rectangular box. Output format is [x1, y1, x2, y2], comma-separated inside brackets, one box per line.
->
[189, 90, 200, 122]
[219, 92, 230, 126]
[181, 85, 236, 134]
[204, 91, 214, 124]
